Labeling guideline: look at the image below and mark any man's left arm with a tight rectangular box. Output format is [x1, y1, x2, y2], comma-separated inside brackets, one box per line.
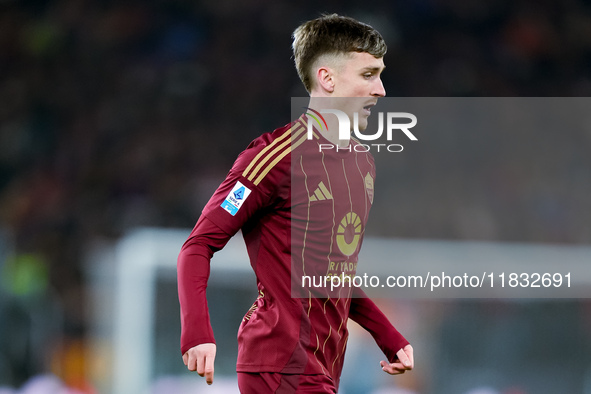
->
[348, 292, 414, 375]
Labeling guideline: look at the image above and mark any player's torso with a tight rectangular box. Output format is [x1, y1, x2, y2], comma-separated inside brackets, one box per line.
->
[290, 132, 376, 286]
[236, 120, 376, 380]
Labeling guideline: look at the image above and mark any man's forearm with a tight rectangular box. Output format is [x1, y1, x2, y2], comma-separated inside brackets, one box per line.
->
[349, 294, 409, 362]
[177, 216, 232, 354]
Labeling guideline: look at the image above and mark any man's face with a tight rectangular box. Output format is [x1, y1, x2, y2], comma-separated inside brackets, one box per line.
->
[332, 52, 386, 131]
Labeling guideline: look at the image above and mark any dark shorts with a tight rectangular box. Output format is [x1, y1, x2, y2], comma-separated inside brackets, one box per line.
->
[237, 372, 337, 394]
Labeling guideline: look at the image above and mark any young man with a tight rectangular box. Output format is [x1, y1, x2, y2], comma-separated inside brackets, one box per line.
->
[177, 14, 413, 393]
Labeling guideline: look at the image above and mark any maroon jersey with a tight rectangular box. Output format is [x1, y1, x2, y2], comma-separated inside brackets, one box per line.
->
[177, 116, 408, 389]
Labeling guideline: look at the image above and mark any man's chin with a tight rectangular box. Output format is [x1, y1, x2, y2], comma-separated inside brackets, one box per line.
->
[355, 118, 368, 132]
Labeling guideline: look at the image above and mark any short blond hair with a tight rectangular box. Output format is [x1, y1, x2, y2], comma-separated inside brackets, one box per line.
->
[292, 14, 387, 93]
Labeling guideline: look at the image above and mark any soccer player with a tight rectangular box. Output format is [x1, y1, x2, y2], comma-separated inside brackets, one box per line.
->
[177, 13, 413, 393]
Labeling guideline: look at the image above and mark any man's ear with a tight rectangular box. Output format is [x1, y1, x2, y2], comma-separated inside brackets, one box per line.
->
[316, 66, 335, 93]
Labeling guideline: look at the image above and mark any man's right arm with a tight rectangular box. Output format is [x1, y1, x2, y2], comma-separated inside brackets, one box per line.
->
[177, 215, 232, 382]
[177, 126, 290, 382]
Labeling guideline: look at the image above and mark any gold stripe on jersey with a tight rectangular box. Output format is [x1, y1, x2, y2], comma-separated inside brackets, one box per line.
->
[333, 332, 349, 374]
[251, 125, 309, 185]
[300, 154, 311, 281]
[298, 116, 320, 140]
[313, 333, 328, 375]
[322, 325, 332, 354]
[331, 299, 349, 373]
[241, 125, 294, 179]
[245, 124, 306, 186]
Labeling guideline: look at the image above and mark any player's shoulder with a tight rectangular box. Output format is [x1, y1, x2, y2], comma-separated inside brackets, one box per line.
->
[246, 122, 294, 151]
[235, 122, 298, 187]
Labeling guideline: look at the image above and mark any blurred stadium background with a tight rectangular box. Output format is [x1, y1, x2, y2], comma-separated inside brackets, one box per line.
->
[1, 0, 591, 393]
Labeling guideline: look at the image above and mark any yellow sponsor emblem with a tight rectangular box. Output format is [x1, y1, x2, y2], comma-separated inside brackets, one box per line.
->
[365, 173, 374, 203]
[336, 212, 362, 256]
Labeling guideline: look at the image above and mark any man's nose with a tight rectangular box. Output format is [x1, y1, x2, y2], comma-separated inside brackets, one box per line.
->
[372, 78, 386, 97]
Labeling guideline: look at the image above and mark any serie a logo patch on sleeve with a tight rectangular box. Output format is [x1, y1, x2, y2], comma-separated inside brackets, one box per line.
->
[221, 181, 252, 216]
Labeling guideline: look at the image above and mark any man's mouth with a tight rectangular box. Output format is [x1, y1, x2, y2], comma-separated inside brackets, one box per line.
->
[362, 102, 376, 115]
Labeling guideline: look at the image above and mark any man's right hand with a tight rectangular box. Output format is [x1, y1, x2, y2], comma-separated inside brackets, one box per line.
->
[182, 343, 216, 385]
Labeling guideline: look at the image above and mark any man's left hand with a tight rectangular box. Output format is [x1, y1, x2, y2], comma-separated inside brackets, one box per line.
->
[380, 344, 414, 375]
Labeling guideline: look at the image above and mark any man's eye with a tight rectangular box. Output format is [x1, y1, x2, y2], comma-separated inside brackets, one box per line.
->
[364, 73, 373, 79]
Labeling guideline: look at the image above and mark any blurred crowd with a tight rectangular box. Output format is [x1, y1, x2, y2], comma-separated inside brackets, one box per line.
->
[1, 0, 591, 391]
